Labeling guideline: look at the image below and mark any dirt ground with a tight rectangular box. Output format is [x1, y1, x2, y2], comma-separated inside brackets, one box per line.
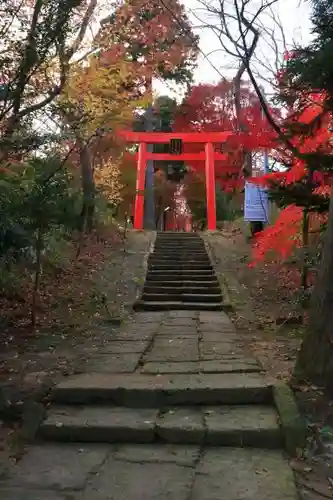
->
[203, 224, 333, 500]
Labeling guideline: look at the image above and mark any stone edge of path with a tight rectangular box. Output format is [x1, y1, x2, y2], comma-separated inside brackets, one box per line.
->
[202, 233, 233, 312]
[202, 231, 257, 323]
[273, 383, 308, 457]
[132, 230, 157, 305]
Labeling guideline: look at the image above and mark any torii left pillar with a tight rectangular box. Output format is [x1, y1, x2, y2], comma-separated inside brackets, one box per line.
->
[134, 142, 146, 230]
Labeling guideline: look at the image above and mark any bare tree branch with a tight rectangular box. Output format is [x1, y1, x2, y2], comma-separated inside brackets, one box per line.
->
[66, 0, 98, 61]
[192, 0, 303, 157]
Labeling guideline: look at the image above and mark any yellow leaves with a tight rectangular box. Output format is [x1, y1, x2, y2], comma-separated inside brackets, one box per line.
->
[94, 159, 123, 205]
[62, 55, 149, 139]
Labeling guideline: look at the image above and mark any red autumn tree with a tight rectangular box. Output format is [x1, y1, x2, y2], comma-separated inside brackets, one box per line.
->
[174, 79, 274, 192]
[96, 0, 198, 88]
[250, 92, 332, 265]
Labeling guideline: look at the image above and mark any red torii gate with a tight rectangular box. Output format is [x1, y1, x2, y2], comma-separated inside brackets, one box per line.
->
[119, 131, 233, 231]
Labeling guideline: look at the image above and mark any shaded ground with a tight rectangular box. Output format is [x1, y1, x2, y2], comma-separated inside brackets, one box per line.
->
[203, 226, 333, 500]
[0, 230, 154, 467]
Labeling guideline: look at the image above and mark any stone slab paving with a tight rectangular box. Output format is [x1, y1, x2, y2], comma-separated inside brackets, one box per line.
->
[191, 448, 298, 500]
[74, 310, 262, 376]
[0, 310, 298, 499]
[0, 444, 298, 499]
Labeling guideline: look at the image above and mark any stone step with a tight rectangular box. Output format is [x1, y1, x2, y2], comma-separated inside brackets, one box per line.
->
[52, 373, 271, 406]
[154, 242, 204, 245]
[142, 293, 223, 303]
[152, 252, 209, 258]
[154, 243, 207, 253]
[145, 274, 219, 282]
[152, 249, 207, 255]
[143, 286, 222, 294]
[156, 233, 201, 236]
[155, 236, 202, 240]
[148, 269, 215, 275]
[155, 243, 204, 247]
[155, 240, 205, 248]
[39, 405, 282, 448]
[155, 237, 204, 241]
[146, 273, 215, 281]
[145, 280, 220, 287]
[154, 244, 206, 248]
[156, 238, 202, 241]
[154, 243, 205, 247]
[154, 242, 205, 246]
[148, 262, 212, 268]
[141, 360, 262, 375]
[156, 233, 200, 237]
[149, 264, 213, 271]
[149, 254, 210, 261]
[149, 256, 211, 263]
[134, 301, 224, 311]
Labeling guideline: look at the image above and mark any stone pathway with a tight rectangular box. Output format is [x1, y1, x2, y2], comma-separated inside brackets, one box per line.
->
[0, 310, 298, 499]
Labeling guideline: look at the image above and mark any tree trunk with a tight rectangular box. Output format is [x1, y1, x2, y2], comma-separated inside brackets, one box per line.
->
[300, 207, 310, 290]
[31, 226, 43, 329]
[295, 186, 333, 388]
[79, 139, 95, 233]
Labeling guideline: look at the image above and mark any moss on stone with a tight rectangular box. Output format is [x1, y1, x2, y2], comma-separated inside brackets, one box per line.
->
[273, 383, 307, 456]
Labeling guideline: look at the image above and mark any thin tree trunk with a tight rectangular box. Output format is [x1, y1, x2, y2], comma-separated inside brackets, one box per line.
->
[300, 207, 310, 290]
[78, 139, 95, 233]
[122, 212, 129, 245]
[31, 226, 43, 329]
[295, 186, 333, 388]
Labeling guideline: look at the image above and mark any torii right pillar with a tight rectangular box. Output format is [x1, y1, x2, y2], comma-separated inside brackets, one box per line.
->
[133, 142, 146, 230]
[205, 142, 217, 230]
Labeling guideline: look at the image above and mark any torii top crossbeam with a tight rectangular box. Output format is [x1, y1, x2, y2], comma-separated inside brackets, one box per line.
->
[119, 131, 233, 144]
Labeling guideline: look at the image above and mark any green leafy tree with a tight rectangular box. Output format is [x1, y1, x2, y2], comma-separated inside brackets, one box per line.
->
[0, 156, 79, 327]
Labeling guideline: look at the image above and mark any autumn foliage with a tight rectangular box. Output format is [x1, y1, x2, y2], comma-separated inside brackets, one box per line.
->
[170, 70, 332, 267]
[250, 91, 332, 264]
[173, 80, 273, 193]
[0, 0, 199, 328]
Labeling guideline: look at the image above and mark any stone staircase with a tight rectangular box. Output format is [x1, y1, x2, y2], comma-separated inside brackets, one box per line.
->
[37, 312, 284, 451]
[0, 236, 299, 498]
[39, 372, 281, 447]
[134, 232, 224, 311]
